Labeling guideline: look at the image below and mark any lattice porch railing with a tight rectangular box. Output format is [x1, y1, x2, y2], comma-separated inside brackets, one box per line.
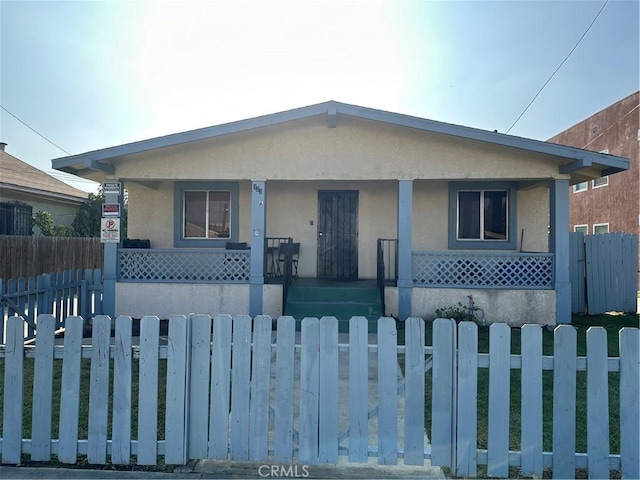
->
[412, 251, 554, 289]
[118, 248, 250, 283]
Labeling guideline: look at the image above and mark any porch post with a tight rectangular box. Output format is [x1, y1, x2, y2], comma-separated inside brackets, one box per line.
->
[102, 180, 122, 317]
[549, 179, 571, 324]
[397, 179, 413, 321]
[250, 180, 266, 317]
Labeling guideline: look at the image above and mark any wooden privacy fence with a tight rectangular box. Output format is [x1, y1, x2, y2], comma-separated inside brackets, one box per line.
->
[0, 235, 103, 280]
[0, 315, 638, 479]
[0, 269, 102, 342]
[570, 232, 638, 314]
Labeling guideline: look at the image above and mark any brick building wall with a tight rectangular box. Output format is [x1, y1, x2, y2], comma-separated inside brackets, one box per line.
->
[548, 91, 639, 236]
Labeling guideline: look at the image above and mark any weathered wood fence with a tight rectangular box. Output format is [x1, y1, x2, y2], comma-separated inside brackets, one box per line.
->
[0, 235, 103, 280]
[570, 232, 638, 314]
[0, 269, 102, 342]
[0, 315, 638, 479]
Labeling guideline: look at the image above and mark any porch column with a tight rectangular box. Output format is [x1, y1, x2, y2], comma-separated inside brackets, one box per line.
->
[250, 180, 266, 317]
[397, 179, 413, 321]
[102, 179, 122, 317]
[550, 179, 571, 324]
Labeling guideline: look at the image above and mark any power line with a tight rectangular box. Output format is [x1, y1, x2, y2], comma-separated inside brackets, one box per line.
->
[505, 0, 609, 134]
[0, 104, 71, 155]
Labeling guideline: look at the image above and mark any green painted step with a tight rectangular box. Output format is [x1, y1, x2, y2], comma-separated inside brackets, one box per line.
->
[284, 284, 383, 333]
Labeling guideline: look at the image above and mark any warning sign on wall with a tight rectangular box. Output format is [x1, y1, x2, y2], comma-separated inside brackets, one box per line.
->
[101, 217, 120, 243]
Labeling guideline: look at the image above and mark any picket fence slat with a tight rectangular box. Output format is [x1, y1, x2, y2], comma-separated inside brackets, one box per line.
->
[404, 316, 425, 466]
[348, 316, 368, 463]
[520, 324, 543, 477]
[318, 316, 338, 464]
[58, 316, 83, 463]
[31, 314, 56, 460]
[209, 314, 232, 460]
[619, 328, 640, 479]
[112, 315, 132, 464]
[299, 317, 320, 465]
[456, 321, 478, 477]
[87, 315, 111, 464]
[586, 327, 610, 478]
[552, 325, 577, 479]
[137, 316, 159, 465]
[248, 315, 273, 462]
[377, 317, 398, 465]
[2, 316, 24, 464]
[487, 323, 511, 477]
[188, 314, 213, 459]
[165, 314, 189, 465]
[431, 318, 456, 467]
[273, 316, 295, 464]
[230, 315, 252, 461]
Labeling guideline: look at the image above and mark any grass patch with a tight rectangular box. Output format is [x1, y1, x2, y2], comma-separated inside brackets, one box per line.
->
[417, 313, 638, 478]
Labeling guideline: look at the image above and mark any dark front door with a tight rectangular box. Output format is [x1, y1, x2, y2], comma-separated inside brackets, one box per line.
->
[317, 190, 358, 279]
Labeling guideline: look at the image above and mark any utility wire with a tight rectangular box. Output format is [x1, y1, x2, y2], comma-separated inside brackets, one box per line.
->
[1, 104, 72, 155]
[505, 0, 609, 134]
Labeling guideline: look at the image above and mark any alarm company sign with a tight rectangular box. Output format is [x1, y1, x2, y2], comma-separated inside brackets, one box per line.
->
[101, 217, 121, 243]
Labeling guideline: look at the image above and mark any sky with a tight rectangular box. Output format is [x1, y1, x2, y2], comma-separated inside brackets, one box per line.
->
[1, 0, 638, 193]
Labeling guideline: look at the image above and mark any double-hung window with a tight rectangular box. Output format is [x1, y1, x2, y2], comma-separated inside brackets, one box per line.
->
[448, 182, 517, 250]
[174, 182, 239, 247]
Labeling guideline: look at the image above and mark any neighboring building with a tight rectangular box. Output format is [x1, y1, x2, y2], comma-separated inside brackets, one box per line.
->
[0, 143, 88, 235]
[548, 90, 639, 237]
[52, 101, 630, 326]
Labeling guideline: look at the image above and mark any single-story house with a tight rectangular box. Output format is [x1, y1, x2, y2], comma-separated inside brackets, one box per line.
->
[1, 143, 88, 235]
[51, 101, 629, 327]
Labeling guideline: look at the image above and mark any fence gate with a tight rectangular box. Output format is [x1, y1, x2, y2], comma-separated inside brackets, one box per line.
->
[569, 232, 638, 314]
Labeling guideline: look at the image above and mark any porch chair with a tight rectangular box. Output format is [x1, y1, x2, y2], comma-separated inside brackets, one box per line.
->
[276, 241, 299, 277]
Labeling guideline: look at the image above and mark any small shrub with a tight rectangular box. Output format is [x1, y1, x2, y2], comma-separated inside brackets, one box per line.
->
[435, 302, 478, 323]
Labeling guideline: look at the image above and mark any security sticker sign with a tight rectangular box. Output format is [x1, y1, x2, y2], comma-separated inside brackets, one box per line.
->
[101, 218, 120, 243]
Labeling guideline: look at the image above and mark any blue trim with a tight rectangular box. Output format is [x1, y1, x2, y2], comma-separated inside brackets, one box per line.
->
[397, 180, 413, 320]
[173, 181, 239, 248]
[53, 101, 629, 179]
[448, 181, 517, 250]
[550, 179, 571, 323]
[250, 181, 266, 316]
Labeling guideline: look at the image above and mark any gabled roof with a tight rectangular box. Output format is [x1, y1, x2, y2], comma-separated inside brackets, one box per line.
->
[52, 100, 630, 179]
[1, 150, 88, 202]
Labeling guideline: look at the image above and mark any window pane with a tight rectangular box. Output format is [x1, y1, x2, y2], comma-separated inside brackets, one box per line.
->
[574, 182, 588, 192]
[593, 176, 608, 188]
[184, 191, 207, 238]
[208, 191, 231, 238]
[483, 191, 507, 240]
[458, 191, 480, 239]
[594, 224, 609, 234]
[574, 225, 588, 234]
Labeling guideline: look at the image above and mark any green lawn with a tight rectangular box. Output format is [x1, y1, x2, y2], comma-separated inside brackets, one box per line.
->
[414, 313, 638, 478]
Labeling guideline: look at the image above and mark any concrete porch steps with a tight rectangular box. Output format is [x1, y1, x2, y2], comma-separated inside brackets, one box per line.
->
[284, 280, 383, 332]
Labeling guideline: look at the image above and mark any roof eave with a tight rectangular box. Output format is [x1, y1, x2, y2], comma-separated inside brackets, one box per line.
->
[51, 100, 632, 176]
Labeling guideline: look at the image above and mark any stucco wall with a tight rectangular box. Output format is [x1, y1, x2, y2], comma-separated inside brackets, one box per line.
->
[113, 115, 565, 183]
[384, 287, 555, 327]
[0, 190, 81, 232]
[115, 283, 283, 319]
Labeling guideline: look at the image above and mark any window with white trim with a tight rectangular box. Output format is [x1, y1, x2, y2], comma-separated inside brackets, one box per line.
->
[573, 182, 588, 193]
[593, 223, 609, 235]
[573, 225, 588, 234]
[592, 177, 608, 188]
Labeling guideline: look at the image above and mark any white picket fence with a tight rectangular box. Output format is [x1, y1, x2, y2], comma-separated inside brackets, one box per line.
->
[0, 314, 638, 479]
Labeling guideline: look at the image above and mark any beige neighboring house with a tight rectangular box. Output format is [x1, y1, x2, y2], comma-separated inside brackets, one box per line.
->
[1, 143, 88, 235]
[52, 101, 630, 326]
